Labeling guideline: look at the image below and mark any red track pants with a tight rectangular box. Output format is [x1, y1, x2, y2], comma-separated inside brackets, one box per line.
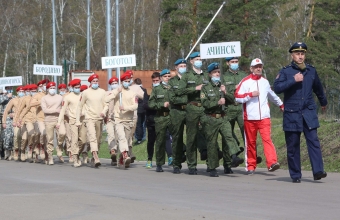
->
[244, 118, 278, 171]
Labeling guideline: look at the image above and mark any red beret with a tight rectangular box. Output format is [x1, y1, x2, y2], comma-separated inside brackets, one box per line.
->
[46, 82, 56, 89]
[30, 84, 38, 90]
[41, 79, 50, 84]
[80, 85, 88, 92]
[70, 79, 81, 87]
[25, 84, 31, 90]
[37, 80, 43, 86]
[16, 86, 24, 92]
[109, 77, 118, 84]
[88, 74, 99, 82]
[124, 70, 133, 76]
[120, 73, 132, 81]
[58, 84, 67, 89]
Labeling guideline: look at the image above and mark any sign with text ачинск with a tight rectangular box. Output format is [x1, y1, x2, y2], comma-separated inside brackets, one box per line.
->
[101, 54, 136, 69]
[0, 76, 23, 87]
[200, 41, 241, 59]
[33, 64, 62, 76]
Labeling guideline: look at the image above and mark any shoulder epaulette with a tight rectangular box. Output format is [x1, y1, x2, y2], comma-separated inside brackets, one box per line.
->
[283, 64, 292, 69]
[306, 63, 315, 68]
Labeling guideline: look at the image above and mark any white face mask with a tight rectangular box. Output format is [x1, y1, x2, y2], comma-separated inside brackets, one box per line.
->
[111, 84, 119, 90]
[49, 89, 56, 95]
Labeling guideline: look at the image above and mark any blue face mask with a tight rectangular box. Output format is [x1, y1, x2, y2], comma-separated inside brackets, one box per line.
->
[162, 81, 168, 85]
[123, 82, 130, 88]
[18, 92, 25, 97]
[73, 88, 80, 94]
[60, 91, 65, 96]
[26, 92, 31, 96]
[230, 63, 239, 71]
[152, 83, 160, 87]
[111, 84, 119, 90]
[69, 87, 74, 92]
[31, 92, 37, 96]
[211, 77, 221, 84]
[129, 79, 133, 85]
[6, 90, 13, 93]
[194, 60, 202, 69]
[178, 67, 186, 74]
[91, 84, 99, 89]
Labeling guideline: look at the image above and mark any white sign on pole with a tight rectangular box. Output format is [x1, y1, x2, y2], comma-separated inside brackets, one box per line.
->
[101, 54, 136, 69]
[33, 64, 62, 76]
[0, 76, 23, 87]
[200, 41, 241, 59]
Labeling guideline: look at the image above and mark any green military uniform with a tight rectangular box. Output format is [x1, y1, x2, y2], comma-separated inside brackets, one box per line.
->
[148, 83, 171, 167]
[168, 75, 187, 169]
[221, 69, 247, 146]
[200, 80, 240, 171]
[176, 70, 209, 170]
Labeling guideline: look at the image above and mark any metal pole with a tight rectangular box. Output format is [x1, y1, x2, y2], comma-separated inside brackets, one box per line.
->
[64, 59, 67, 84]
[185, 1, 226, 60]
[86, 0, 91, 70]
[106, 0, 112, 84]
[52, 0, 57, 87]
[116, 0, 122, 105]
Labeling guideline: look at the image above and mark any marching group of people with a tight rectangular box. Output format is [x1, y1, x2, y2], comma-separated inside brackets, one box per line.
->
[0, 42, 328, 183]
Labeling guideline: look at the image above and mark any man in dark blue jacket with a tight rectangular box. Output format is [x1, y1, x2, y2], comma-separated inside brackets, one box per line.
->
[274, 42, 327, 183]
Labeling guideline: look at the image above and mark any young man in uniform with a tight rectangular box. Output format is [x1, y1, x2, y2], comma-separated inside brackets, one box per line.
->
[104, 72, 137, 169]
[57, 79, 86, 167]
[59, 83, 72, 162]
[76, 74, 106, 167]
[148, 69, 172, 172]
[0, 87, 13, 159]
[175, 52, 209, 175]
[235, 58, 283, 175]
[41, 82, 66, 165]
[201, 63, 244, 177]
[274, 42, 328, 183]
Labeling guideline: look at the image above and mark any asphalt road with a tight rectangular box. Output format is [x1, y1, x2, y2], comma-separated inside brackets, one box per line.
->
[0, 158, 339, 220]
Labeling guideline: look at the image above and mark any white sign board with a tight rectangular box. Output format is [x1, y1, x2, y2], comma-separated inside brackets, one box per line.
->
[71, 72, 94, 87]
[200, 41, 241, 59]
[0, 76, 23, 87]
[101, 54, 136, 69]
[33, 64, 62, 76]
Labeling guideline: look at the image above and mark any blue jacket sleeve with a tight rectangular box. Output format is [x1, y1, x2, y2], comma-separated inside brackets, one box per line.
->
[312, 71, 327, 106]
[273, 69, 297, 94]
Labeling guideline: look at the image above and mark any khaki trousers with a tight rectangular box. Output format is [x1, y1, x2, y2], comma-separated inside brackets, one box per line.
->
[69, 119, 87, 155]
[115, 121, 133, 153]
[64, 119, 72, 152]
[37, 121, 47, 147]
[85, 119, 103, 152]
[13, 127, 21, 150]
[128, 116, 137, 146]
[45, 120, 66, 155]
[21, 122, 36, 151]
[106, 120, 117, 151]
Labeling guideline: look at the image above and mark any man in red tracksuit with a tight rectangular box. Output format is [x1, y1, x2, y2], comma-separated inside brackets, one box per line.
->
[234, 58, 283, 174]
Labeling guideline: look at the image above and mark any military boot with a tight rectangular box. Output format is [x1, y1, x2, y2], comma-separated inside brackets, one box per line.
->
[13, 149, 19, 161]
[92, 151, 101, 168]
[8, 150, 13, 161]
[110, 149, 117, 166]
[82, 152, 88, 164]
[122, 151, 131, 169]
[73, 155, 81, 168]
[4, 150, 10, 160]
[48, 152, 54, 165]
[39, 144, 45, 160]
[27, 146, 33, 163]
[128, 146, 136, 163]
[69, 152, 74, 163]
[20, 151, 27, 162]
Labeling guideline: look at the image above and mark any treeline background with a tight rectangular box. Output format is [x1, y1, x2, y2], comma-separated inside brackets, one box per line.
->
[0, 0, 339, 118]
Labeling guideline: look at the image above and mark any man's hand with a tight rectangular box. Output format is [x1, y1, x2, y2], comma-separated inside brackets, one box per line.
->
[117, 86, 122, 93]
[294, 72, 304, 82]
[164, 102, 169, 108]
[7, 93, 12, 98]
[9, 113, 13, 118]
[220, 85, 226, 93]
[321, 106, 327, 112]
[195, 84, 203, 91]
[100, 113, 105, 118]
[119, 105, 124, 111]
[280, 105, 284, 112]
[218, 98, 225, 105]
[56, 124, 60, 129]
[2, 124, 6, 129]
[252, 91, 260, 97]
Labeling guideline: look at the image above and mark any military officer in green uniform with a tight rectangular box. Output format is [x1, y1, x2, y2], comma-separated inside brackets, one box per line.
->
[222, 57, 262, 173]
[148, 69, 172, 172]
[168, 59, 188, 174]
[176, 52, 209, 175]
[201, 62, 244, 177]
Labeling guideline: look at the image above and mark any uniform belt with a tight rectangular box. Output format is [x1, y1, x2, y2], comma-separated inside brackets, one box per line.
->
[189, 102, 202, 107]
[157, 111, 169, 117]
[233, 102, 239, 106]
[207, 113, 225, 119]
[171, 104, 186, 110]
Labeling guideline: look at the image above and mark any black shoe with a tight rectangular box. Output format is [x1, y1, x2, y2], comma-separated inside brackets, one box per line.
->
[156, 165, 163, 172]
[313, 171, 327, 180]
[217, 150, 223, 160]
[256, 156, 262, 164]
[210, 169, 219, 177]
[292, 178, 301, 183]
[181, 153, 186, 163]
[206, 167, 211, 172]
[188, 168, 197, 175]
[224, 167, 234, 174]
[268, 163, 280, 172]
[200, 150, 207, 161]
[173, 167, 180, 174]
[231, 155, 244, 168]
[130, 156, 136, 164]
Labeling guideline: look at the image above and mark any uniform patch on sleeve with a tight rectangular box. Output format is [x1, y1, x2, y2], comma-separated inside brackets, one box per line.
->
[200, 93, 205, 98]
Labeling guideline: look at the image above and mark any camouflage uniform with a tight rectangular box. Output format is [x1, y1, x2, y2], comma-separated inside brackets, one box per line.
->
[200, 80, 240, 170]
[176, 70, 209, 170]
[148, 83, 171, 167]
[0, 94, 12, 155]
[168, 75, 187, 169]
